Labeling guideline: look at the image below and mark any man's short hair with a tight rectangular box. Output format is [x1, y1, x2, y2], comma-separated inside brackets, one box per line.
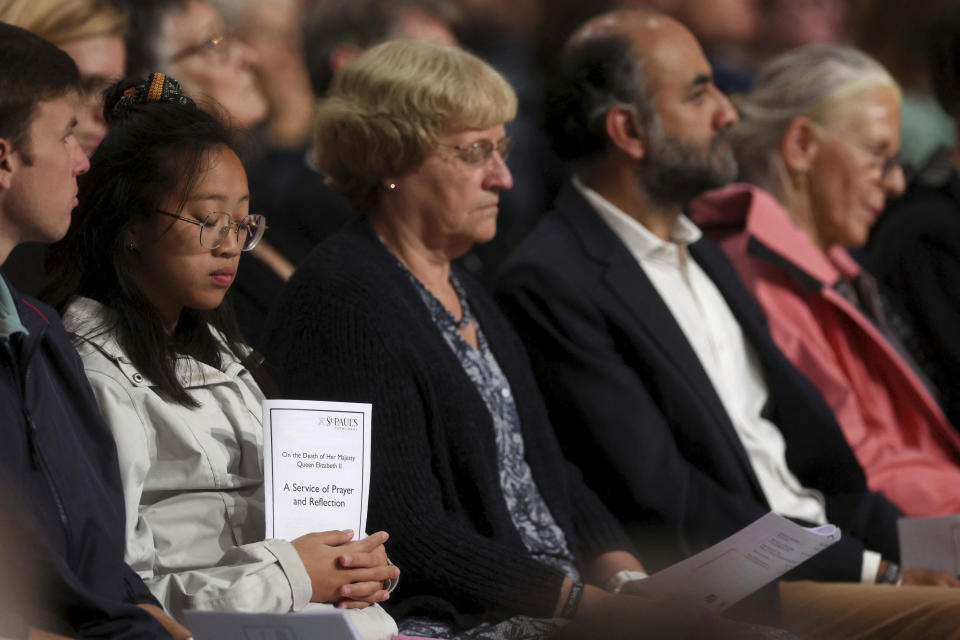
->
[303, 0, 456, 97]
[0, 22, 80, 157]
[542, 31, 654, 165]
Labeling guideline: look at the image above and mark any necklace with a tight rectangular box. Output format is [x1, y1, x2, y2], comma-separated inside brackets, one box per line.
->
[446, 275, 472, 330]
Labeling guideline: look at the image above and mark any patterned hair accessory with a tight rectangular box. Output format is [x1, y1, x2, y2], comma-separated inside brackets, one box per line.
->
[111, 72, 194, 116]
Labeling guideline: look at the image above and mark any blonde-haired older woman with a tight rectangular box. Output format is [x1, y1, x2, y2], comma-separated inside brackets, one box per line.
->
[0, 0, 125, 155]
[691, 44, 960, 519]
[261, 39, 713, 640]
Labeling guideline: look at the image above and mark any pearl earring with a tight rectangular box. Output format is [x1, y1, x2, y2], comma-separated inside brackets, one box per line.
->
[388, 183, 397, 190]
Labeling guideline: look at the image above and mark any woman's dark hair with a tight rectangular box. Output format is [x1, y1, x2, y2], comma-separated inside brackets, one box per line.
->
[44, 74, 258, 406]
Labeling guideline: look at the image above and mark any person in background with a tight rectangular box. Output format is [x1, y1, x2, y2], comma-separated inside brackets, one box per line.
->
[0, 23, 187, 640]
[44, 74, 400, 640]
[264, 38, 789, 640]
[691, 44, 960, 518]
[117, 0, 267, 134]
[497, 8, 960, 639]
[866, 9, 960, 429]
[660, 0, 761, 93]
[748, 0, 849, 75]
[304, 0, 459, 101]
[0, 0, 126, 295]
[207, 0, 318, 300]
[211, 0, 315, 153]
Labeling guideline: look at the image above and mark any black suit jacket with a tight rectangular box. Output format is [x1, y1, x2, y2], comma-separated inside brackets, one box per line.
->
[496, 183, 902, 582]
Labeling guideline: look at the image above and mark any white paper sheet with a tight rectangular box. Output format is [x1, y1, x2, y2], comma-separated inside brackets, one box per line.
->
[898, 515, 960, 575]
[636, 512, 840, 611]
[184, 609, 362, 640]
[262, 399, 372, 541]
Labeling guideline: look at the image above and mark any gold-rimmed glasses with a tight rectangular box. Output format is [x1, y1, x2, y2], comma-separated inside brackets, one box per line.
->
[170, 34, 230, 64]
[447, 136, 515, 167]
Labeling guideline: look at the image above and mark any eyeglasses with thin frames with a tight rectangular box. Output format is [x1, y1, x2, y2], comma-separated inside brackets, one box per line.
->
[156, 210, 267, 252]
[446, 136, 515, 167]
[810, 120, 901, 180]
[170, 34, 230, 64]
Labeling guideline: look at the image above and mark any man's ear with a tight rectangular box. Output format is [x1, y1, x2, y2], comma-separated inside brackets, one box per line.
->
[781, 116, 822, 175]
[604, 104, 645, 161]
[0, 138, 16, 191]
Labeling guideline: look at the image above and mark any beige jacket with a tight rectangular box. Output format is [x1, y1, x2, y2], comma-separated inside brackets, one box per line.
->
[63, 297, 397, 639]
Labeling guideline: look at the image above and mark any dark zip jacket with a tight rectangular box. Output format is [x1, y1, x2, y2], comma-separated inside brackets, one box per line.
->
[0, 271, 170, 638]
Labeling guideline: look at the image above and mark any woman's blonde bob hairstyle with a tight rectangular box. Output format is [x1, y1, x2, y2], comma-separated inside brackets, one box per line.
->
[732, 44, 900, 201]
[314, 39, 518, 216]
[0, 0, 126, 47]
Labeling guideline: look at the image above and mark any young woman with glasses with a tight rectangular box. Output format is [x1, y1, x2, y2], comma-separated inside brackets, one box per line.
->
[43, 74, 401, 640]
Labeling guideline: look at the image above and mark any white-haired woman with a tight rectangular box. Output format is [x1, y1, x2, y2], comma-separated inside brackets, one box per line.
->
[691, 44, 960, 518]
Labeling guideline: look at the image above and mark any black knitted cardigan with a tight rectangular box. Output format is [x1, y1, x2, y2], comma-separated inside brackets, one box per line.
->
[263, 219, 634, 631]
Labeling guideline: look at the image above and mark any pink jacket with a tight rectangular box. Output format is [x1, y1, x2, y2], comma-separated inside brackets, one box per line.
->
[690, 183, 960, 516]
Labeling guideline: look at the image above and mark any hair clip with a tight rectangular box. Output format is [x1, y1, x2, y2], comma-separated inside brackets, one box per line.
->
[112, 72, 194, 116]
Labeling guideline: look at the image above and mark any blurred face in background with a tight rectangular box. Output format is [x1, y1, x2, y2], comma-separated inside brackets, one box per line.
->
[671, 0, 760, 49]
[804, 86, 905, 249]
[234, 0, 307, 103]
[59, 34, 126, 156]
[758, 0, 848, 55]
[157, 0, 267, 133]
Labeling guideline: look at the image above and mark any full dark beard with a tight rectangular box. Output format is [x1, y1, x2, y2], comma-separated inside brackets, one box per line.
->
[638, 126, 738, 208]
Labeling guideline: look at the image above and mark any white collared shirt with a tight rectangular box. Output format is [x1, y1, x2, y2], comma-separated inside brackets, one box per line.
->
[572, 177, 880, 582]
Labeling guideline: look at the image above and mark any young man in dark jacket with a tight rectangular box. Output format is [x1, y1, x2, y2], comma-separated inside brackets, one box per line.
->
[0, 23, 188, 639]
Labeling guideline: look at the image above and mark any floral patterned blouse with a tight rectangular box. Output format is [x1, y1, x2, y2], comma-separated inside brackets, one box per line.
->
[392, 260, 576, 640]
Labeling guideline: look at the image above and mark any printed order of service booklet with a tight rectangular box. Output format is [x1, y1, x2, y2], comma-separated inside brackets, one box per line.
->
[637, 512, 840, 611]
[263, 399, 372, 541]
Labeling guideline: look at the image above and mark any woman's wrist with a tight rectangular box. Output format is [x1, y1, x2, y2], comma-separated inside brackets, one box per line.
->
[876, 560, 903, 585]
[554, 577, 574, 618]
[560, 581, 585, 619]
